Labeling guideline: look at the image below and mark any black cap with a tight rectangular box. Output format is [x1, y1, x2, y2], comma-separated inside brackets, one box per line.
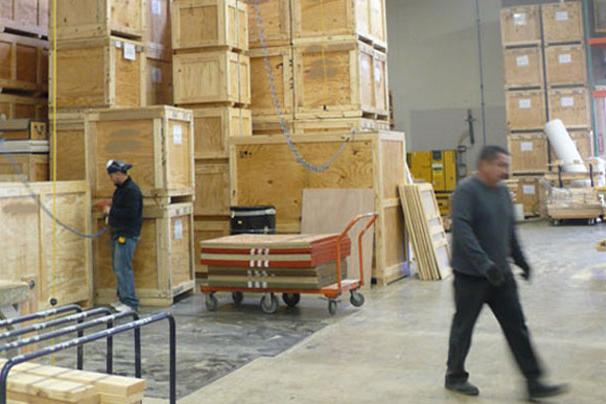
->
[106, 160, 133, 174]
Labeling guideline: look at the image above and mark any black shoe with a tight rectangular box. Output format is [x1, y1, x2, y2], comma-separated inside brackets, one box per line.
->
[527, 381, 569, 400]
[445, 381, 480, 396]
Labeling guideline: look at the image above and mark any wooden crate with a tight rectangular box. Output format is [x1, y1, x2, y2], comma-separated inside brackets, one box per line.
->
[0, 181, 92, 310]
[193, 107, 252, 159]
[542, 1, 583, 45]
[145, 0, 172, 61]
[0, 153, 48, 181]
[230, 131, 408, 285]
[292, 0, 387, 50]
[0, 0, 48, 37]
[294, 117, 389, 135]
[146, 58, 173, 106]
[172, 0, 248, 52]
[173, 50, 250, 106]
[506, 89, 546, 131]
[94, 203, 195, 307]
[195, 159, 230, 216]
[507, 133, 548, 174]
[513, 175, 543, 217]
[500, 5, 541, 47]
[0, 33, 48, 92]
[503, 47, 543, 89]
[0, 94, 47, 120]
[548, 87, 590, 129]
[0, 119, 46, 140]
[243, 0, 291, 48]
[545, 44, 587, 87]
[250, 46, 293, 117]
[293, 40, 388, 119]
[194, 217, 230, 274]
[85, 106, 195, 199]
[53, 36, 145, 110]
[51, 111, 86, 181]
[54, 0, 144, 40]
[252, 116, 294, 135]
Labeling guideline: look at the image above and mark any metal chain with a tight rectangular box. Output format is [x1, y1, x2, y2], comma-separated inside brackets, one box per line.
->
[251, 0, 355, 173]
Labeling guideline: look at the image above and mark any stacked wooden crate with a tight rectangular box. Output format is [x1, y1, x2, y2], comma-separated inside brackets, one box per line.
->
[0, 120, 49, 181]
[146, 0, 174, 106]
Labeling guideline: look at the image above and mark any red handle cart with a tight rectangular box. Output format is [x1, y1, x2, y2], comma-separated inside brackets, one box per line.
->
[201, 213, 378, 315]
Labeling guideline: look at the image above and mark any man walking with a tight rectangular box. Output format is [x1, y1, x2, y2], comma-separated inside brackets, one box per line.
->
[445, 146, 567, 400]
[104, 160, 143, 312]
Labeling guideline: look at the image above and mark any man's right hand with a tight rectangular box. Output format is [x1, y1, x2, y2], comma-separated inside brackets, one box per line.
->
[486, 264, 505, 286]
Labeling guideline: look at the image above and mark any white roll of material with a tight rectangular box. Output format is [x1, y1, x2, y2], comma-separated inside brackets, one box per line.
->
[544, 119, 587, 174]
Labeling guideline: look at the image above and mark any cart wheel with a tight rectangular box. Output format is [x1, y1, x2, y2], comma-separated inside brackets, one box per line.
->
[232, 292, 244, 306]
[328, 299, 338, 316]
[551, 219, 560, 226]
[350, 291, 365, 307]
[205, 294, 218, 312]
[282, 293, 301, 308]
[260, 294, 279, 314]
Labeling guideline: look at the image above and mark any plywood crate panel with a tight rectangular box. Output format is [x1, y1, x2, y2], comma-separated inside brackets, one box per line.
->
[0, 94, 47, 120]
[145, 0, 172, 61]
[545, 44, 587, 87]
[0, 181, 92, 309]
[292, 0, 387, 50]
[193, 107, 251, 159]
[503, 47, 543, 89]
[548, 87, 590, 129]
[94, 203, 195, 307]
[51, 111, 86, 181]
[542, 1, 583, 45]
[252, 116, 294, 135]
[294, 117, 389, 135]
[506, 89, 546, 131]
[0, 33, 48, 92]
[0, 0, 48, 37]
[194, 217, 230, 274]
[250, 46, 293, 117]
[85, 106, 195, 198]
[508, 133, 548, 174]
[172, 0, 248, 52]
[195, 159, 230, 216]
[230, 131, 408, 284]
[173, 50, 250, 106]
[52, 36, 145, 110]
[54, 0, 144, 40]
[243, 0, 291, 48]
[0, 153, 48, 181]
[146, 58, 173, 106]
[513, 175, 543, 217]
[500, 5, 541, 47]
[0, 120, 46, 140]
[293, 40, 388, 119]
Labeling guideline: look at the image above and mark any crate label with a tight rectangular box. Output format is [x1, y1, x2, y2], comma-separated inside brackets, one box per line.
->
[123, 43, 136, 61]
[513, 13, 527, 26]
[374, 65, 382, 82]
[555, 11, 569, 21]
[516, 55, 529, 67]
[518, 99, 532, 109]
[521, 141, 534, 152]
[523, 185, 536, 195]
[152, 0, 162, 15]
[558, 53, 572, 64]
[561, 96, 575, 107]
[152, 66, 163, 83]
[173, 124, 183, 145]
[174, 219, 183, 240]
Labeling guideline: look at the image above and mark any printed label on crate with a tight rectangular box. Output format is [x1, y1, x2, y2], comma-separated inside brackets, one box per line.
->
[518, 99, 532, 109]
[152, 0, 162, 15]
[561, 96, 575, 107]
[516, 55, 529, 67]
[523, 185, 536, 195]
[555, 11, 569, 21]
[521, 141, 534, 152]
[123, 43, 137, 61]
[558, 53, 572, 64]
[174, 219, 183, 240]
[173, 124, 183, 145]
[152, 66, 163, 83]
[375, 65, 382, 82]
[513, 13, 527, 26]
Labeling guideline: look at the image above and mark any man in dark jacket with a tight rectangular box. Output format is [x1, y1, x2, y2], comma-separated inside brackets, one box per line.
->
[445, 146, 567, 400]
[104, 160, 143, 312]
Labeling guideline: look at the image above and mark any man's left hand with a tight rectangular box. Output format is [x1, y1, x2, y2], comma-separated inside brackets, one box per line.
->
[519, 262, 531, 281]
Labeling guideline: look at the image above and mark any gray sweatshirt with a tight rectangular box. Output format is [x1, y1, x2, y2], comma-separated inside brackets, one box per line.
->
[451, 176, 528, 278]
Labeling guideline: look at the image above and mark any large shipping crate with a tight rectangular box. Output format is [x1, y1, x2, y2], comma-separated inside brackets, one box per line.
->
[542, 1, 583, 45]
[250, 46, 293, 117]
[0, 153, 48, 181]
[0, 181, 93, 311]
[51, 111, 86, 181]
[194, 159, 230, 216]
[53, 36, 146, 110]
[54, 0, 144, 40]
[545, 44, 587, 87]
[548, 87, 590, 129]
[146, 58, 174, 106]
[0, 0, 48, 37]
[506, 89, 547, 131]
[194, 217, 230, 274]
[173, 50, 250, 106]
[293, 40, 389, 119]
[230, 131, 408, 285]
[193, 107, 252, 159]
[94, 203, 195, 307]
[85, 106, 195, 199]
[0, 33, 48, 93]
[145, 0, 172, 61]
[243, 0, 291, 48]
[500, 5, 541, 47]
[172, 0, 248, 52]
[513, 175, 543, 217]
[503, 47, 543, 89]
[507, 133, 549, 174]
[292, 0, 387, 50]
[0, 94, 47, 120]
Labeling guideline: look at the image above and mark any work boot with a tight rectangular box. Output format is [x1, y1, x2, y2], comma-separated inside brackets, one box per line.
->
[445, 381, 480, 396]
[527, 380, 569, 400]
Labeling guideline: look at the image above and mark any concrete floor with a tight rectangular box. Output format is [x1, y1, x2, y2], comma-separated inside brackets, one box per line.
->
[51, 221, 606, 403]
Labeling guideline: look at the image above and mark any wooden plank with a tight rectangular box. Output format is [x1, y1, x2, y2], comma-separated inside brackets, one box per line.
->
[193, 107, 252, 159]
[145, 57, 173, 106]
[542, 1, 583, 45]
[507, 133, 549, 174]
[243, 0, 291, 48]
[548, 87, 590, 129]
[194, 217, 230, 274]
[0, 0, 48, 37]
[545, 44, 587, 87]
[144, 0, 172, 61]
[0, 153, 48, 181]
[294, 117, 389, 135]
[515, 175, 543, 217]
[252, 116, 294, 136]
[0, 119, 46, 140]
[503, 47, 543, 89]
[250, 46, 293, 117]
[194, 159, 230, 216]
[506, 89, 546, 131]
[0, 93, 46, 120]
[50, 111, 87, 181]
[500, 5, 541, 47]
[0, 33, 48, 92]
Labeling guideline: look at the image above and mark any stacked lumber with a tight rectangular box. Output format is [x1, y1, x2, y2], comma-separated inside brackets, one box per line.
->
[546, 186, 603, 221]
[0, 119, 48, 181]
[399, 183, 451, 281]
[201, 234, 350, 289]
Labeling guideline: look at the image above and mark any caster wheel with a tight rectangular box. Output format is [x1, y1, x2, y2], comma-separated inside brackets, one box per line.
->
[350, 291, 365, 307]
[260, 294, 279, 314]
[205, 294, 218, 312]
[328, 299, 338, 316]
[232, 292, 244, 306]
[282, 293, 301, 308]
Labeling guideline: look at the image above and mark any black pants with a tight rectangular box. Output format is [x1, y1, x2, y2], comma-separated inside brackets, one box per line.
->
[446, 272, 543, 384]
